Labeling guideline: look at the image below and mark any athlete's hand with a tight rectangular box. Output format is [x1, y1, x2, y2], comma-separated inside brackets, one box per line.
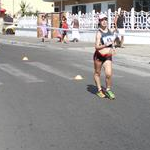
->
[105, 41, 113, 47]
[109, 48, 116, 55]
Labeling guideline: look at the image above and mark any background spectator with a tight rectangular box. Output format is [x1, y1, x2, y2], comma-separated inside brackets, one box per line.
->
[71, 18, 80, 42]
[114, 9, 125, 47]
[61, 17, 68, 43]
[57, 16, 66, 42]
[40, 14, 48, 42]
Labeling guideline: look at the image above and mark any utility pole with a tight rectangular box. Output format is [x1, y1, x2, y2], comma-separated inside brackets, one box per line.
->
[0, 0, 1, 10]
[61, 0, 62, 12]
[13, 0, 14, 17]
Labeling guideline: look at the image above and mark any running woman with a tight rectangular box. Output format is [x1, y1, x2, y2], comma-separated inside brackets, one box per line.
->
[93, 13, 116, 99]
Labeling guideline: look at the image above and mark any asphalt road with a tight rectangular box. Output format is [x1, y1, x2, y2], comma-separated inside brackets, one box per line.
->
[0, 42, 150, 150]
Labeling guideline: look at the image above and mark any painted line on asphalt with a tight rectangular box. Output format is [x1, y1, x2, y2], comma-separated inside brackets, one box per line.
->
[114, 64, 150, 77]
[0, 82, 3, 86]
[25, 62, 73, 80]
[0, 39, 42, 49]
[88, 59, 150, 77]
[0, 64, 44, 83]
[0, 39, 65, 51]
[72, 63, 124, 78]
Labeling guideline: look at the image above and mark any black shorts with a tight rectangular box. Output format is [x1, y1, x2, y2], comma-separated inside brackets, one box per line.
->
[93, 51, 112, 62]
[62, 31, 67, 36]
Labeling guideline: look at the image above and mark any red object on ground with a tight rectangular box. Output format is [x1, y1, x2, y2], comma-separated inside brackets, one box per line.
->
[0, 8, 6, 13]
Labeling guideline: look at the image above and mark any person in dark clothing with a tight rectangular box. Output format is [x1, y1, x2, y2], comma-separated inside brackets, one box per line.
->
[115, 10, 125, 47]
[93, 13, 116, 99]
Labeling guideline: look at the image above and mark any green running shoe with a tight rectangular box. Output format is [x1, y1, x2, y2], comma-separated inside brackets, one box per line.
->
[96, 90, 105, 98]
[105, 90, 115, 99]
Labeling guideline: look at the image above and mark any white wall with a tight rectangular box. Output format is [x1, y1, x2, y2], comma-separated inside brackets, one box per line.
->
[15, 27, 150, 45]
[86, 3, 93, 13]
[67, 30, 150, 44]
[65, 6, 72, 13]
[2, 0, 54, 17]
[101, 2, 108, 12]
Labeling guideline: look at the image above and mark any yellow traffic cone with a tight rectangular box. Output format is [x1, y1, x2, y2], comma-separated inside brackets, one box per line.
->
[22, 56, 29, 61]
[74, 75, 83, 80]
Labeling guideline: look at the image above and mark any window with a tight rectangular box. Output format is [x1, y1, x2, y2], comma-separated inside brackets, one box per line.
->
[72, 5, 86, 14]
[134, 0, 150, 11]
[93, 3, 101, 13]
[108, 4, 115, 12]
[54, 7, 59, 12]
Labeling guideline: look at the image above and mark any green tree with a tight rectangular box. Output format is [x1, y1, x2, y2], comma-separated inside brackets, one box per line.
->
[19, 1, 39, 17]
[19, 0, 30, 17]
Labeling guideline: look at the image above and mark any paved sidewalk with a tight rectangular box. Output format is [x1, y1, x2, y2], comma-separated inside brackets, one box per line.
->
[0, 34, 150, 58]
[0, 34, 94, 48]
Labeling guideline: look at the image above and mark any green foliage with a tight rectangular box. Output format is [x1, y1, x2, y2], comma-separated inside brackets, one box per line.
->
[19, 0, 30, 17]
[19, 0, 39, 17]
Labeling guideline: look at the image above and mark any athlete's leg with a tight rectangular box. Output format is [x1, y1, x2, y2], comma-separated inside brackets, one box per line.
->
[120, 29, 124, 47]
[103, 60, 115, 99]
[61, 31, 66, 43]
[103, 60, 112, 90]
[121, 35, 124, 47]
[40, 27, 45, 42]
[93, 59, 103, 91]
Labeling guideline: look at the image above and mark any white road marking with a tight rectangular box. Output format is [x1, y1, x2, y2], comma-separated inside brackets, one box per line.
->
[114, 64, 150, 77]
[87, 60, 150, 77]
[1, 40, 42, 49]
[0, 82, 3, 85]
[25, 62, 73, 80]
[72, 63, 124, 78]
[0, 64, 44, 83]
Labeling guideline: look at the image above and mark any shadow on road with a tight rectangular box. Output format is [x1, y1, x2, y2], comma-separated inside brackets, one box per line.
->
[86, 84, 97, 94]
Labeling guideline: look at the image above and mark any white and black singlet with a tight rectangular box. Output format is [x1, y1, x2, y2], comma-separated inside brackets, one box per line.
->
[93, 29, 114, 62]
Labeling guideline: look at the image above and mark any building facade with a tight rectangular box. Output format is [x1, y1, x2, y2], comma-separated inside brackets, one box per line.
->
[54, 0, 150, 13]
[2, 0, 149, 17]
[1, 0, 54, 17]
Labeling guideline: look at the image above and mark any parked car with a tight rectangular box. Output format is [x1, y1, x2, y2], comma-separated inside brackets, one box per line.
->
[4, 24, 17, 34]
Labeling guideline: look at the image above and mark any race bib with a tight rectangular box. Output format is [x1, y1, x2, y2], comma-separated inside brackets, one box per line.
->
[102, 35, 115, 45]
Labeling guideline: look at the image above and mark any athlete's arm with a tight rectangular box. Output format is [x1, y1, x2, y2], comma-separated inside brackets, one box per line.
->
[110, 28, 116, 33]
[114, 15, 118, 29]
[95, 30, 116, 56]
[95, 31, 106, 51]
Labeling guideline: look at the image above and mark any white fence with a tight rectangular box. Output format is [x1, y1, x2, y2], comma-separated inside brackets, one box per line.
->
[66, 7, 150, 30]
[14, 7, 150, 43]
[15, 16, 37, 37]
[15, 7, 150, 33]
